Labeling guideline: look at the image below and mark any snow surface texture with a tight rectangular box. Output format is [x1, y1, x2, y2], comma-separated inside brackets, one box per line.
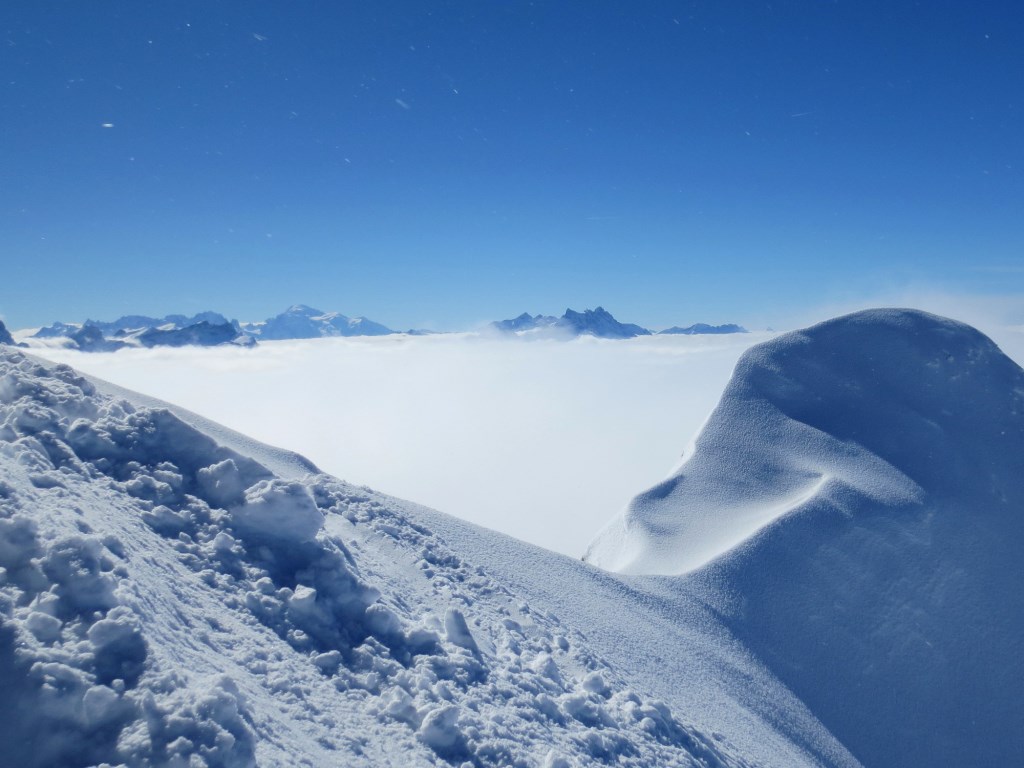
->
[0, 348, 855, 767]
[586, 308, 1024, 767]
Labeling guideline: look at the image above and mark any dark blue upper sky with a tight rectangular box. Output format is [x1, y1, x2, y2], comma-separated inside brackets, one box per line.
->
[3, 1, 1022, 330]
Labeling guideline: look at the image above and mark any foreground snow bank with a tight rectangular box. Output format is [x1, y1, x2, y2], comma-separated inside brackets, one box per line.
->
[1, 349, 820, 766]
[587, 308, 1024, 767]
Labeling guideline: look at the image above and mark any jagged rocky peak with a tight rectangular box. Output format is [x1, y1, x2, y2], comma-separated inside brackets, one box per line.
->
[22, 312, 251, 351]
[490, 307, 650, 338]
[0, 319, 15, 346]
[559, 307, 651, 339]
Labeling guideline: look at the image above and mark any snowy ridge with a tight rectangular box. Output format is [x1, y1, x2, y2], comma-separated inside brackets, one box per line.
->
[0, 349, 849, 767]
[586, 308, 1024, 767]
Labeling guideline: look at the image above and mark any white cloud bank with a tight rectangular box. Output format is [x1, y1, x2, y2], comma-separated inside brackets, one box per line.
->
[31, 333, 765, 557]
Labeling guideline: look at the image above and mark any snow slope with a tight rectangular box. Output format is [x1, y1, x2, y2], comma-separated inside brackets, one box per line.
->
[586, 308, 1024, 767]
[0, 348, 854, 767]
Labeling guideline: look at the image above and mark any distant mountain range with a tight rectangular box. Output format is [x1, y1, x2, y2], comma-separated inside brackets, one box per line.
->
[658, 323, 748, 335]
[20, 305, 747, 351]
[491, 307, 651, 339]
[491, 307, 747, 338]
[30, 312, 253, 351]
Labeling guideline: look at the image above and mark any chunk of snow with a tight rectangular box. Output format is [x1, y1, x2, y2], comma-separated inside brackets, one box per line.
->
[230, 479, 323, 542]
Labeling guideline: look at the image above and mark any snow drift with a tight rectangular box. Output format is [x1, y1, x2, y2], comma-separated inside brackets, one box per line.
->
[586, 308, 1024, 767]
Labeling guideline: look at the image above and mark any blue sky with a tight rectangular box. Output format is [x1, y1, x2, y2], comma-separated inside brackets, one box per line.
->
[3, 1, 1022, 330]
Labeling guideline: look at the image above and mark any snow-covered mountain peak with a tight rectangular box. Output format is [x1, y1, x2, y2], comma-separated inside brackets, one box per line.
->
[560, 307, 650, 339]
[247, 306, 395, 340]
[282, 304, 324, 316]
[490, 307, 651, 339]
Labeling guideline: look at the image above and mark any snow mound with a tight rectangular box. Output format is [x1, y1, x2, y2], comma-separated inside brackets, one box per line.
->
[586, 308, 1024, 767]
[585, 308, 1024, 573]
[1, 348, 802, 767]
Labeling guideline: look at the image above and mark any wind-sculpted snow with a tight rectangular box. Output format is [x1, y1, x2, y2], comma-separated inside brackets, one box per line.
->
[586, 308, 1024, 767]
[0, 348, 822, 767]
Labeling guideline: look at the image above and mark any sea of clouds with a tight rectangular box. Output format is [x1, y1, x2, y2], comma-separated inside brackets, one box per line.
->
[26, 293, 1024, 558]
[32, 333, 767, 556]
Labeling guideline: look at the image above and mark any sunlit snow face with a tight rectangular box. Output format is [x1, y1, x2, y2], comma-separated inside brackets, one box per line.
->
[31, 333, 763, 557]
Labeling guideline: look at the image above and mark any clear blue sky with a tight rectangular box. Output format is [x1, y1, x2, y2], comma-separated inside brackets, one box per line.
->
[3, 1, 1022, 330]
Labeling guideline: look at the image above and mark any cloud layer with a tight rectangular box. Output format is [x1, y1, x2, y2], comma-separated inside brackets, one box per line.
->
[33, 334, 764, 556]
